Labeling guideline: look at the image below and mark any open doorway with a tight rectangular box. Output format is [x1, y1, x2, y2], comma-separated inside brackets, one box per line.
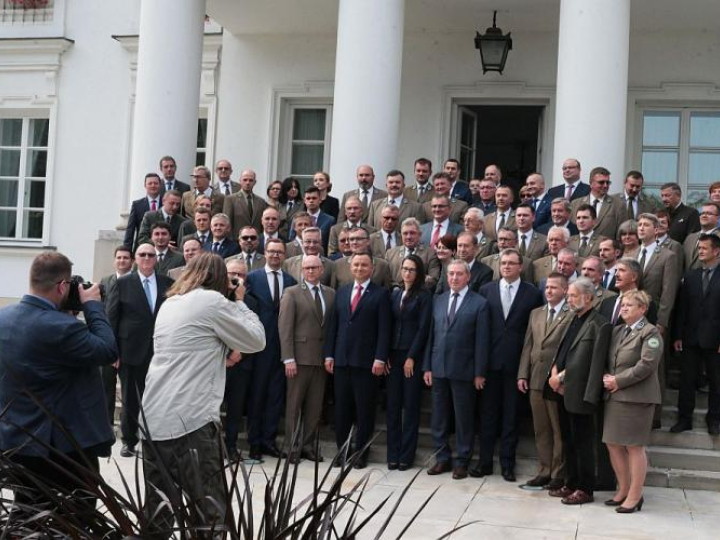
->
[457, 105, 544, 196]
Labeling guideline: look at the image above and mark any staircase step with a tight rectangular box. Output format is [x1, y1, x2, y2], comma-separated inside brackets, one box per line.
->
[646, 467, 720, 491]
[650, 428, 720, 450]
[663, 388, 708, 409]
[647, 446, 720, 473]
[661, 405, 708, 426]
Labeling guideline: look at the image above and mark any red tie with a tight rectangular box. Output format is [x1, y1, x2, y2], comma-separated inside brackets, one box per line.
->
[431, 223, 442, 248]
[151, 199, 157, 211]
[351, 284, 363, 313]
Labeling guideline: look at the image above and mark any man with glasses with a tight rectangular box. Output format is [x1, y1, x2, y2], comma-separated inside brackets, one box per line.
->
[182, 165, 224, 218]
[369, 204, 401, 257]
[481, 227, 535, 283]
[279, 255, 336, 462]
[328, 195, 376, 256]
[472, 178, 497, 216]
[0, 252, 117, 508]
[420, 194, 463, 248]
[335, 227, 391, 288]
[570, 167, 623, 239]
[107, 243, 173, 457]
[463, 208, 494, 259]
[683, 202, 720, 270]
[422, 173, 468, 224]
[283, 227, 337, 288]
[245, 239, 297, 461]
[330, 229, 353, 261]
[546, 158, 590, 202]
[214, 159, 240, 195]
[231, 225, 265, 271]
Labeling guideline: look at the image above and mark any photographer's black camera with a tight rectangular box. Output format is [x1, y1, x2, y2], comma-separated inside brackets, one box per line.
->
[63, 275, 105, 312]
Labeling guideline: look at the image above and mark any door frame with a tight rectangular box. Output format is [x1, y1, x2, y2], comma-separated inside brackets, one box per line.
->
[440, 82, 556, 181]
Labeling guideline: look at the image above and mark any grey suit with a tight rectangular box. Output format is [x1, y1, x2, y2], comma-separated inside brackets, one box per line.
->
[155, 250, 185, 276]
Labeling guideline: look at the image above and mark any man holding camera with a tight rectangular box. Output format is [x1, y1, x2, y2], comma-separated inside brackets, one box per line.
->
[0, 251, 118, 506]
[107, 242, 173, 457]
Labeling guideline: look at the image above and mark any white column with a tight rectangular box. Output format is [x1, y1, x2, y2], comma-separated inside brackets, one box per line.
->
[329, 0, 405, 194]
[552, 0, 630, 193]
[128, 0, 206, 201]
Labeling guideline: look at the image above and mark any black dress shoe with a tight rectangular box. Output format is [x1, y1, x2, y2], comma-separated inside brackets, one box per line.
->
[262, 444, 284, 458]
[249, 445, 263, 461]
[670, 421, 692, 433]
[120, 444, 136, 458]
[288, 451, 300, 464]
[501, 469, 516, 482]
[468, 466, 493, 478]
[525, 475, 551, 487]
[452, 466, 468, 480]
[332, 456, 345, 468]
[708, 424, 720, 436]
[387, 462, 399, 470]
[353, 457, 367, 470]
[226, 447, 240, 463]
[300, 449, 324, 462]
[616, 497, 644, 513]
[604, 497, 626, 506]
[427, 461, 452, 475]
[398, 463, 412, 471]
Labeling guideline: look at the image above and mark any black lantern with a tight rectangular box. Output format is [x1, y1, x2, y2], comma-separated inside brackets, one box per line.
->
[474, 11, 513, 74]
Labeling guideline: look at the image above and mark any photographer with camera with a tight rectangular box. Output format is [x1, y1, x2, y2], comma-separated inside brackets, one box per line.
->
[0, 251, 118, 507]
[140, 252, 265, 534]
[106, 242, 174, 458]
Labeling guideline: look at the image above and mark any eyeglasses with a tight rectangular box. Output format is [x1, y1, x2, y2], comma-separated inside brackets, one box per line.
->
[136, 252, 157, 258]
[240, 235, 258, 241]
[348, 237, 368, 243]
[401, 267, 417, 273]
[302, 266, 323, 270]
[303, 240, 320, 245]
[265, 250, 284, 256]
[216, 167, 231, 171]
[595, 180, 611, 185]
[339, 238, 351, 243]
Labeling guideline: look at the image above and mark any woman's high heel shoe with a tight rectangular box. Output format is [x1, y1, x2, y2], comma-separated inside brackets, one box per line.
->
[604, 497, 626, 507]
[616, 497, 644, 513]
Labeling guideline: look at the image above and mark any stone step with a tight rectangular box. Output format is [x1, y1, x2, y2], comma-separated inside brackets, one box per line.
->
[661, 405, 708, 426]
[663, 388, 708, 409]
[650, 428, 720, 451]
[647, 446, 720, 473]
[646, 467, 720, 492]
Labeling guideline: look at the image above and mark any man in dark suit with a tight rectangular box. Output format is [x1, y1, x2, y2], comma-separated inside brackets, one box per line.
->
[257, 207, 287, 252]
[158, 155, 190, 195]
[671, 234, 720, 435]
[100, 245, 133, 425]
[223, 169, 269, 239]
[436, 232, 492, 294]
[149, 222, 185, 276]
[124, 173, 162, 251]
[245, 238, 297, 460]
[204, 213, 240, 258]
[525, 173, 552, 229]
[472, 178, 497, 216]
[444, 158, 472, 203]
[545, 158, 590, 202]
[214, 159, 240, 196]
[547, 277, 611, 505]
[423, 259, 489, 479]
[180, 207, 212, 249]
[473, 249, 544, 481]
[292, 187, 335, 251]
[537, 198, 580, 236]
[661, 182, 700, 244]
[598, 238, 622, 292]
[324, 251, 391, 469]
[0, 252, 118, 507]
[420, 194, 464, 248]
[682, 202, 720, 271]
[107, 242, 173, 457]
[279, 255, 336, 462]
[138, 189, 187, 246]
[338, 165, 388, 223]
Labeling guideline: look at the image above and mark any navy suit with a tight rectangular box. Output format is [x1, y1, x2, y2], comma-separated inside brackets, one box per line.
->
[257, 233, 288, 254]
[325, 282, 391, 458]
[245, 268, 297, 450]
[423, 289, 490, 467]
[386, 288, 432, 465]
[537, 220, 579, 236]
[160, 178, 190, 196]
[204, 238, 241, 258]
[451, 181, 472, 204]
[0, 296, 118, 457]
[289, 211, 335, 252]
[420, 221, 464, 247]
[436, 260, 493, 295]
[477, 281, 544, 472]
[124, 196, 156, 251]
[532, 194, 552, 229]
[546, 181, 590, 202]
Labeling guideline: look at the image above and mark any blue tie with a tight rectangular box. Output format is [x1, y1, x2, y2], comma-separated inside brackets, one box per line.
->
[143, 278, 154, 311]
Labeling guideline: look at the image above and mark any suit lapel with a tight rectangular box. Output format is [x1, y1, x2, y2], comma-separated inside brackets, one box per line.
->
[569, 313, 591, 350]
[154, 273, 166, 315]
[350, 282, 372, 319]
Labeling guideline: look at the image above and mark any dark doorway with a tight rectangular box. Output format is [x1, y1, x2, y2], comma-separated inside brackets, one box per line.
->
[458, 105, 543, 196]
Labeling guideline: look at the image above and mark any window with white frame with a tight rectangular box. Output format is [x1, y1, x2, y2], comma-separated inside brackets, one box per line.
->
[640, 109, 720, 207]
[281, 103, 332, 190]
[196, 117, 208, 167]
[0, 116, 49, 241]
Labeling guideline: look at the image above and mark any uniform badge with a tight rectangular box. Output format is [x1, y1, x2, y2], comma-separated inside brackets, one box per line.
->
[647, 337, 660, 349]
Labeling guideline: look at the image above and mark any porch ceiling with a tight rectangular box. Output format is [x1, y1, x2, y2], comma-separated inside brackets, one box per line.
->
[207, 0, 720, 36]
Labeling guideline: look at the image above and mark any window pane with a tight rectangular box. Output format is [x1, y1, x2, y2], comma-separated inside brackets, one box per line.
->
[460, 148, 473, 180]
[0, 149, 21, 176]
[197, 118, 207, 148]
[640, 185, 664, 210]
[642, 112, 680, 147]
[686, 188, 708, 208]
[196, 151, 206, 167]
[688, 152, 720, 186]
[293, 109, 326, 141]
[24, 180, 45, 208]
[461, 114, 475, 146]
[690, 113, 720, 148]
[641, 151, 678, 184]
[29, 119, 49, 147]
[0, 179, 18, 206]
[0, 209, 17, 237]
[27, 150, 47, 177]
[0, 119, 22, 147]
[291, 144, 324, 176]
[22, 210, 43, 239]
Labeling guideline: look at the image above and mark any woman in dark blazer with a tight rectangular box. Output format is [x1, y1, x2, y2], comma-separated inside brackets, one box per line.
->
[386, 254, 432, 470]
[313, 171, 339, 221]
[602, 290, 662, 513]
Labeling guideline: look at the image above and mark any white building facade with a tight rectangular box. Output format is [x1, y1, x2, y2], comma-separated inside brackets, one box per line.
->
[1, 0, 720, 301]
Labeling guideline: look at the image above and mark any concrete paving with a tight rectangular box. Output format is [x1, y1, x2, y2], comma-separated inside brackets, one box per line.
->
[101, 442, 720, 539]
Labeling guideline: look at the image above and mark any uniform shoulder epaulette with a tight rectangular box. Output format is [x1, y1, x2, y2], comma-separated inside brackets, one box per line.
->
[637, 320, 646, 329]
[493, 254, 500, 260]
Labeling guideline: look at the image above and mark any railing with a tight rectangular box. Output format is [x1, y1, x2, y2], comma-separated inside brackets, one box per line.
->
[0, 0, 54, 25]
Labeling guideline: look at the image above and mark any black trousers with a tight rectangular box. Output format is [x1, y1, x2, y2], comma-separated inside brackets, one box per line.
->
[558, 400, 596, 494]
[479, 370, 519, 471]
[119, 361, 149, 447]
[679, 346, 720, 425]
[334, 366, 378, 459]
[385, 349, 423, 465]
[101, 364, 118, 425]
[223, 365, 252, 451]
